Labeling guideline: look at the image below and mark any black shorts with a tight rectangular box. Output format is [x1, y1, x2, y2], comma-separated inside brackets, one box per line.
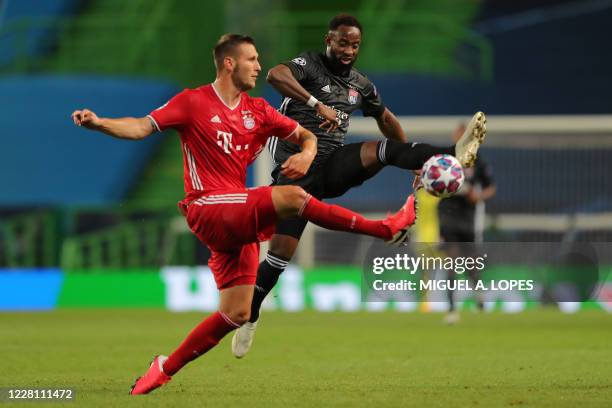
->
[440, 223, 477, 270]
[440, 226, 475, 243]
[271, 142, 376, 239]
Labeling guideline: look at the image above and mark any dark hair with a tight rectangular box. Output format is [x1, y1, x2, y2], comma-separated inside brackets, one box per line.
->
[213, 33, 255, 71]
[328, 14, 362, 33]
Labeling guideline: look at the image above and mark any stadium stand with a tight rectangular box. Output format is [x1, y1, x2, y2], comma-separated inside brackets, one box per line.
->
[0, 0, 81, 66]
[0, 75, 177, 205]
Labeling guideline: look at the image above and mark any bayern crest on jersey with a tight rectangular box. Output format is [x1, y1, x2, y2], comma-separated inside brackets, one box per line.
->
[348, 89, 358, 104]
[243, 113, 255, 130]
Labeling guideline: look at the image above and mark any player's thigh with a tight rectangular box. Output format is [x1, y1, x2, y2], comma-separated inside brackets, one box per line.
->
[214, 243, 259, 324]
[219, 285, 255, 311]
[187, 187, 277, 246]
[321, 142, 383, 199]
[209, 243, 260, 287]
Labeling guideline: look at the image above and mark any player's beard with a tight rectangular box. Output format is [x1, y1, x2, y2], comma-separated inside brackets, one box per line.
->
[325, 46, 355, 76]
[231, 64, 255, 92]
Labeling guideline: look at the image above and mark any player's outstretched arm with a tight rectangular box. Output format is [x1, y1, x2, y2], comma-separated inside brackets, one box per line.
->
[280, 126, 317, 179]
[267, 64, 339, 132]
[375, 108, 407, 143]
[71, 108, 154, 140]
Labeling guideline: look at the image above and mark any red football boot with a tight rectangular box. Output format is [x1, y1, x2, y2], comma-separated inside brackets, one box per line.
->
[383, 194, 417, 245]
[130, 355, 171, 395]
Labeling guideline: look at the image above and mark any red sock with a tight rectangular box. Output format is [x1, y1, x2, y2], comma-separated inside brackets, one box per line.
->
[299, 195, 391, 240]
[163, 311, 239, 376]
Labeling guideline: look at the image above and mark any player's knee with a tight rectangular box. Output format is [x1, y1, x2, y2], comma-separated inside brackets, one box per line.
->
[272, 185, 310, 218]
[226, 308, 251, 326]
[285, 186, 309, 211]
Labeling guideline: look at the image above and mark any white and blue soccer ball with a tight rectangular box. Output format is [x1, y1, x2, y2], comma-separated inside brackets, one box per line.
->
[420, 154, 465, 198]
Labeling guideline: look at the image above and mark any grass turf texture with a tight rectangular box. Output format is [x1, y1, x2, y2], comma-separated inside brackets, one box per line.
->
[1, 309, 610, 407]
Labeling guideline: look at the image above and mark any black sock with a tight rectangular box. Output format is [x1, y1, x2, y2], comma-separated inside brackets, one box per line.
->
[377, 140, 455, 170]
[249, 251, 289, 323]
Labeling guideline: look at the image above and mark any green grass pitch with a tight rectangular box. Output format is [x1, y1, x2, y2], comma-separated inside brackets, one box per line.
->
[1, 309, 611, 407]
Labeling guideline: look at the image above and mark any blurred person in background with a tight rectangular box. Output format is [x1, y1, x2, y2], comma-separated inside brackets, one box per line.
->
[439, 123, 496, 324]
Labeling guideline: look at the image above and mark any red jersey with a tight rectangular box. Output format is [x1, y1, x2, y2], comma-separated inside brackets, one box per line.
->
[148, 83, 298, 201]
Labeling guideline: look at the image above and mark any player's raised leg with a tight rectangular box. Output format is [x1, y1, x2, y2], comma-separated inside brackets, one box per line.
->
[360, 112, 487, 172]
[271, 185, 416, 242]
[231, 186, 416, 358]
[371, 139, 455, 170]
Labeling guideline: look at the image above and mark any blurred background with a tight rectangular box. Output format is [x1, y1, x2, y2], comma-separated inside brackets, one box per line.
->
[1, 0, 611, 312]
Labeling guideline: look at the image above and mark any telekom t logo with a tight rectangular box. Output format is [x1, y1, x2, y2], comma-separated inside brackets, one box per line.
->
[216, 130, 249, 153]
[216, 130, 233, 154]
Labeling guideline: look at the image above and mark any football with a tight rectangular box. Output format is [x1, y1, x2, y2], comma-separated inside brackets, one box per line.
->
[420, 154, 465, 197]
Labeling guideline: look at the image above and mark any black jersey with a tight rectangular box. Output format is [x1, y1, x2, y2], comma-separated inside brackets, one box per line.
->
[269, 51, 385, 167]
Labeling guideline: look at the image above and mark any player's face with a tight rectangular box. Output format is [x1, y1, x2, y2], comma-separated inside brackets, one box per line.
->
[230, 43, 261, 91]
[325, 25, 361, 68]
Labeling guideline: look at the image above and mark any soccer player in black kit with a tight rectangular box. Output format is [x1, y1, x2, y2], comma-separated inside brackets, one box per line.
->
[441, 123, 496, 325]
[232, 14, 487, 356]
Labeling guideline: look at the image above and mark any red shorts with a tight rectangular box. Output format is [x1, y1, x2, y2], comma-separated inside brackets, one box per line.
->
[185, 187, 278, 290]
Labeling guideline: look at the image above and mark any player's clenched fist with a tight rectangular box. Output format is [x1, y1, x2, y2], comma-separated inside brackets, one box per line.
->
[71, 109, 101, 129]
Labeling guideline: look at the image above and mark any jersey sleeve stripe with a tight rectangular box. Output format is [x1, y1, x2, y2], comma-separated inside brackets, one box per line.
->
[281, 123, 300, 140]
[147, 115, 161, 132]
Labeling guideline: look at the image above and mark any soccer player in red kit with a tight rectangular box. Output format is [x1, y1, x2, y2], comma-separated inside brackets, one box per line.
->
[71, 34, 416, 395]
